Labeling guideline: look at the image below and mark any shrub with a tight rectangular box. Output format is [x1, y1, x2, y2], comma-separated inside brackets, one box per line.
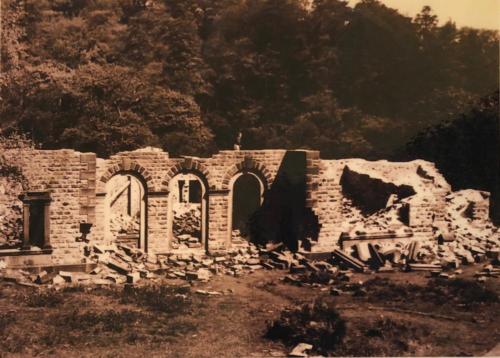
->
[0, 312, 16, 334]
[356, 277, 498, 306]
[266, 299, 346, 355]
[429, 278, 498, 304]
[120, 284, 192, 315]
[54, 309, 141, 333]
[298, 271, 336, 285]
[25, 290, 64, 308]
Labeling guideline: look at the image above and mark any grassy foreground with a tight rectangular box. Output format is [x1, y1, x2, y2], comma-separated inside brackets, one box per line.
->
[0, 268, 498, 357]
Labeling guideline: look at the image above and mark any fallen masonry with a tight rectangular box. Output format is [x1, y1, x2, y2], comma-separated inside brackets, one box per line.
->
[1, 223, 498, 288]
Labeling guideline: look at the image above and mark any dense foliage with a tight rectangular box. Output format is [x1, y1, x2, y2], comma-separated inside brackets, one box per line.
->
[1, 0, 498, 191]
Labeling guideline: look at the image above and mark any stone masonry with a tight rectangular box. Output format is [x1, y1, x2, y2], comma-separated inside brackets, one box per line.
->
[0, 147, 455, 266]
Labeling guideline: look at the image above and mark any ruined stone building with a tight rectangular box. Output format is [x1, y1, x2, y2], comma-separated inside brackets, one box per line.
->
[0, 147, 492, 268]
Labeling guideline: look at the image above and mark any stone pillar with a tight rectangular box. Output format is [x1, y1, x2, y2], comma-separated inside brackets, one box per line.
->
[207, 189, 230, 252]
[43, 201, 52, 250]
[21, 202, 31, 250]
[147, 192, 169, 254]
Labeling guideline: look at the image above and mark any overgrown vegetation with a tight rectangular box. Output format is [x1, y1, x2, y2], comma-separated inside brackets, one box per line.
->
[52, 309, 142, 333]
[0, 133, 36, 248]
[24, 289, 64, 308]
[119, 284, 193, 315]
[361, 277, 499, 306]
[0, 271, 499, 356]
[337, 317, 432, 356]
[0, 312, 16, 334]
[0, 133, 35, 185]
[266, 299, 346, 355]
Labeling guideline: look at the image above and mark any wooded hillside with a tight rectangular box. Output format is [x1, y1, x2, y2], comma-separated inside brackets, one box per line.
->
[1, 0, 498, 192]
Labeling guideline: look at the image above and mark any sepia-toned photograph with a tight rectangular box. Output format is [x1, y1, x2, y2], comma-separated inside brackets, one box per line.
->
[0, 0, 499, 356]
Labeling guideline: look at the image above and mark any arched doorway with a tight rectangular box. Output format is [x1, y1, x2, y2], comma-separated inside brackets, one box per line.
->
[230, 173, 264, 244]
[167, 173, 207, 251]
[105, 174, 147, 250]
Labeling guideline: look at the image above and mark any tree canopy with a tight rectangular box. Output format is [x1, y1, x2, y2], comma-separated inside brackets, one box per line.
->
[1, 0, 498, 190]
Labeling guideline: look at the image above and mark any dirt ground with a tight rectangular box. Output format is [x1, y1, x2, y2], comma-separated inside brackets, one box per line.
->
[0, 266, 498, 357]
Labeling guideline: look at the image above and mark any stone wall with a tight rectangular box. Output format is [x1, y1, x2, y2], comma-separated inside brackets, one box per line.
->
[2, 149, 94, 264]
[0, 147, 457, 266]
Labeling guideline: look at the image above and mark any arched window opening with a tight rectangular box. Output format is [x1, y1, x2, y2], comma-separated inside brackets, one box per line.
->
[105, 174, 146, 249]
[231, 173, 263, 243]
[169, 173, 206, 250]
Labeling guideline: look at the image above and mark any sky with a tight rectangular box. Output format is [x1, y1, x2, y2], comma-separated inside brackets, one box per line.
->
[348, 0, 500, 30]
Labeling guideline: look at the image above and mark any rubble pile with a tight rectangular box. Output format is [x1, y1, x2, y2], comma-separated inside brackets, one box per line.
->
[339, 189, 412, 242]
[414, 190, 500, 272]
[327, 188, 499, 279]
[172, 204, 202, 249]
[261, 192, 499, 287]
[87, 240, 263, 284]
[231, 229, 249, 245]
[110, 213, 140, 235]
[0, 179, 23, 249]
[0, 239, 267, 286]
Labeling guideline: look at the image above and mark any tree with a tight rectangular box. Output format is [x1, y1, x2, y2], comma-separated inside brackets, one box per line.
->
[204, 0, 311, 149]
[406, 91, 499, 193]
[1, 63, 214, 157]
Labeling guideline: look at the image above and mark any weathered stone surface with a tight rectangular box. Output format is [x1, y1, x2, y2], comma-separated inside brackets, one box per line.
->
[0, 146, 497, 275]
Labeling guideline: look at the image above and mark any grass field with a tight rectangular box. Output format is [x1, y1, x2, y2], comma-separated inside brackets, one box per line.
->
[0, 267, 498, 357]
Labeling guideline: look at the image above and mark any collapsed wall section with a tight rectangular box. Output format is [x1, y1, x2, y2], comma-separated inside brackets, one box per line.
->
[311, 159, 451, 251]
[340, 166, 416, 215]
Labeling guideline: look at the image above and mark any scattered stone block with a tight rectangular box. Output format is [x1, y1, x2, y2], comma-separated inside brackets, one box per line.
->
[245, 258, 260, 265]
[52, 275, 66, 285]
[354, 242, 371, 262]
[107, 259, 130, 275]
[126, 272, 141, 284]
[58, 271, 74, 282]
[283, 275, 302, 286]
[408, 263, 442, 271]
[407, 241, 420, 262]
[289, 343, 313, 357]
[333, 249, 366, 272]
[290, 264, 307, 274]
[368, 243, 385, 268]
[35, 270, 58, 285]
[197, 268, 211, 281]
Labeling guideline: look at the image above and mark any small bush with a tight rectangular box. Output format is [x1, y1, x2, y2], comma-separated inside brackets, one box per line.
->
[120, 285, 192, 315]
[0, 312, 16, 333]
[298, 271, 336, 285]
[267, 299, 346, 355]
[25, 290, 64, 308]
[361, 277, 498, 306]
[61, 309, 139, 333]
[335, 317, 432, 356]
[429, 278, 498, 304]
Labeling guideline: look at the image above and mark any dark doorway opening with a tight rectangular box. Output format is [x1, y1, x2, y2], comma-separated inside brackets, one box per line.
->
[232, 174, 261, 238]
[29, 202, 45, 248]
[189, 180, 202, 203]
[249, 151, 319, 251]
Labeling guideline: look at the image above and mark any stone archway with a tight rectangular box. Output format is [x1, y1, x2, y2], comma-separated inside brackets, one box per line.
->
[103, 173, 147, 250]
[166, 172, 208, 251]
[229, 172, 265, 244]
